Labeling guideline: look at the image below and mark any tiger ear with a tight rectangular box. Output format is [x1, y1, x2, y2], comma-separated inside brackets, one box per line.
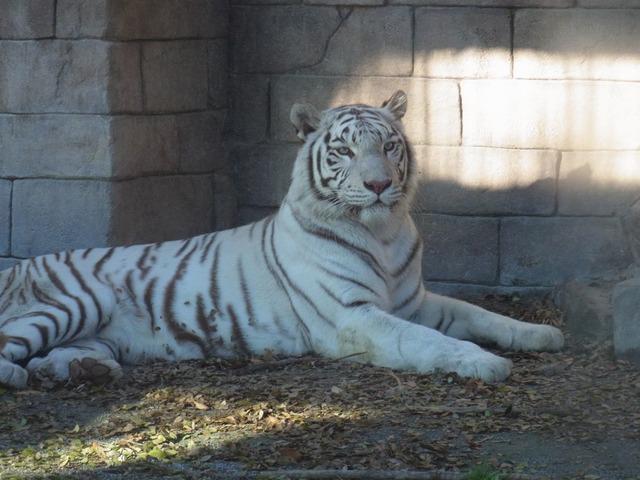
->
[290, 103, 321, 141]
[381, 90, 407, 121]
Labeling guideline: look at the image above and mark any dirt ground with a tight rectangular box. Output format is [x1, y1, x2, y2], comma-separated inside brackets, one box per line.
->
[1, 296, 639, 480]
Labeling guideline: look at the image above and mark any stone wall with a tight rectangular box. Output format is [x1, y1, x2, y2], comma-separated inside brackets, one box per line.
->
[0, 0, 233, 271]
[228, 0, 640, 295]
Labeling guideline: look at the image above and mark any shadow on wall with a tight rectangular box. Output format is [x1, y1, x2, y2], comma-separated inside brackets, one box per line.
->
[228, 4, 640, 291]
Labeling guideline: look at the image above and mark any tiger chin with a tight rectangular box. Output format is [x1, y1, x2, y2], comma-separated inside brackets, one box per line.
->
[0, 90, 564, 389]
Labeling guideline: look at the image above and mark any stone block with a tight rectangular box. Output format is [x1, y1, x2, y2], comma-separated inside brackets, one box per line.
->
[414, 214, 499, 284]
[228, 75, 270, 142]
[500, 217, 633, 287]
[305, 7, 413, 76]
[233, 144, 298, 206]
[57, 0, 228, 39]
[272, 76, 460, 145]
[427, 282, 551, 301]
[559, 151, 640, 216]
[0, 115, 111, 177]
[231, 6, 341, 73]
[0, 40, 141, 113]
[554, 281, 613, 342]
[389, 0, 573, 5]
[110, 111, 227, 177]
[141, 41, 208, 112]
[213, 173, 237, 231]
[579, 0, 640, 7]
[0, 0, 54, 38]
[231, 0, 300, 4]
[0, 180, 10, 256]
[612, 277, 640, 364]
[208, 39, 228, 109]
[305, 0, 384, 4]
[414, 146, 557, 215]
[0, 258, 20, 272]
[462, 80, 640, 150]
[622, 200, 640, 262]
[414, 8, 511, 79]
[237, 206, 278, 226]
[515, 9, 640, 82]
[110, 175, 215, 246]
[12, 180, 111, 257]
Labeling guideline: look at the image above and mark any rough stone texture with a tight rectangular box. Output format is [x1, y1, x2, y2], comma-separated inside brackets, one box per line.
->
[578, 0, 640, 7]
[231, 6, 341, 73]
[622, 201, 640, 265]
[558, 151, 640, 216]
[462, 80, 640, 150]
[57, 0, 228, 39]
[237, 206, 278, 226]
[427, 282, 550, 301]
[233, 144, 298, 206]
[305, 0, 384, 4]
[212, 172, 238, 230]
[612, 277, 640, 364]
[0, 180, 10, 256]
[414, 146, 557, 215]
[208, 39, 228, 109]
[12, 180, 111, 257]
[306, 7, 413, 76]
[414, 8, 511, 78]
[110, 175, 215, 246]
[415, 214, 499, 284]
[0, 115, 111, 178]
[0, 258, 19, 272]
[141, 41, 209, 112]
[554, 281, 613, 342]
[272, 76, 460, 145]
[389, 0, 573, 4]
[0, 40, 141, 113]
[228, 75, 270, 142]
[515, 9, 640, 81]
[0, 0, 54, 38]
[500, 217, 633, 286]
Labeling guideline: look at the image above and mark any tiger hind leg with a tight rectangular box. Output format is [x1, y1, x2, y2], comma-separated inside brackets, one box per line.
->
[26, 338, 123, 388]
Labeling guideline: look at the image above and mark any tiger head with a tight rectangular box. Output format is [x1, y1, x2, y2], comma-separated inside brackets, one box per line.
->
[288, 90, 416, 229]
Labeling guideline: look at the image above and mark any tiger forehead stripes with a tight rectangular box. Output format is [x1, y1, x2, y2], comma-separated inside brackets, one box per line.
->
[0, 90, 564, 389]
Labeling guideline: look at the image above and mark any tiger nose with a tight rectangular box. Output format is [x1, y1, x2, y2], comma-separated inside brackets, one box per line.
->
[363, 179, 392, 195]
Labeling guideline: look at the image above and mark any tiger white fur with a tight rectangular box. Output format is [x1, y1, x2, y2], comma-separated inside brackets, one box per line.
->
[0, 91, 564, 389]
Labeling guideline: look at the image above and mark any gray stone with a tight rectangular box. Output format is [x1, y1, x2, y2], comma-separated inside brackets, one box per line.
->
[0, 258, 20, 272]
[0, 114, 111, 177]
[389, 0, 573, 5]
[612, 277, 640, 364]
[237, 206, 278, 226]
[271, 76, 460, 145]
[230, 6, 341, 73]
[554, 281, 613, 342]
[0, 40, 141, 113]
[212, 172, 237, 230]
[414, 8, 511, 79]
[414, 146, 557, 215]
[622, 200, 640, 263]
[141, 41, 209, 112]
[228, 75, 270, 142]
[231, 0, 300, 4]
[515, 9, 640, 82]
[208, 39, 228, 109]
[57, 0, 228, 39]
[579, 0, 640, 7]
[0, 180, 10, 256]
[462, 80, 640, 150]
[306, 7, 413, 76]
[233, 144, 298, 206]
[110, 111, 227, 177]
[305, 0, 384, 4]
[427, 282, 551, 301]
[414, 214, 499, 284]
[500, 217, 633, 287]
[558, 151, 640, 216]
[12, 180, 111, 257]
[110, 175, 215, 246]
[0, 0, 54, 38]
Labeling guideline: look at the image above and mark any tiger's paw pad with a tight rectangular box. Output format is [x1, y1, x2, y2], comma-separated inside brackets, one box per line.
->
[68, 358, 123, 386]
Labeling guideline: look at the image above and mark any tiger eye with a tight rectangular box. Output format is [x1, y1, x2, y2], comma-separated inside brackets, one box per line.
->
[384, 141, 396, 152]
[337, 147, 353, 157]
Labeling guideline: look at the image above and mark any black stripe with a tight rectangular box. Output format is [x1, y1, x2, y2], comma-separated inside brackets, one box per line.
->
[31, 323, 49, 350]
[175, 238, 192, 257]
[143, 278, 158, 332]
[434, 308, 445, 331]
[442, 314, 456, 335]
[93, 248, 115, 280]
[318, 266, 380, 298]
[238, 260, 256, 327]
[64, 252, 103, 329]
[7, 336, 32, 356]
[209, 241, 222, 316]
[318, 281, 368, 309]
[391, 237, 421, 277]
[227, 304, 250, 358]
[393, 283, 422, 312]
[95, 338, 120, 361]
[195, 293, 214, 352]
[43, 257, 87, 340]
[137, 245, 153, 279]
[30, 284, 66, 340]
[200, 233, 217, 263]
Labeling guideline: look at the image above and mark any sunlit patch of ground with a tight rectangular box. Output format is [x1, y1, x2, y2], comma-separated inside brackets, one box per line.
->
[1, 296, 639, 479]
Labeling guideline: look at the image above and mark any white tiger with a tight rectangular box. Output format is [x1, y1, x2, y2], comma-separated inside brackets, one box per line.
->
[0, 91, 564, 389]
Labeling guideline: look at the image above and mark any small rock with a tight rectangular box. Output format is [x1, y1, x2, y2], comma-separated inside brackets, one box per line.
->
[612, 277, 640, 365]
